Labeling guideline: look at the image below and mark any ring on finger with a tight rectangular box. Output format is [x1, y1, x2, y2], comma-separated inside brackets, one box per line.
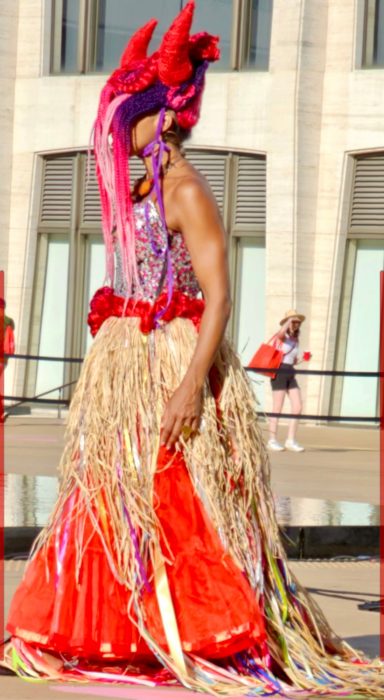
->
[181, 425, 193, 440]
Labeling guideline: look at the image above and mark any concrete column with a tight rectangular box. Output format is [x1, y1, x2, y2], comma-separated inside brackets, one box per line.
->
[294, 0, 329, 414]
[0, 0, 19, 287]
[7, 0, 44, 397]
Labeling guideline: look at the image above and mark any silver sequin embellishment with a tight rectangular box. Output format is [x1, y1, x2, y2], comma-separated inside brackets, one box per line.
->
[114, 200, 201, 301]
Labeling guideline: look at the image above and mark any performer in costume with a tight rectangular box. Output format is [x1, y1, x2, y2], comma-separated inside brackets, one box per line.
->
[2, 2, 383, 695]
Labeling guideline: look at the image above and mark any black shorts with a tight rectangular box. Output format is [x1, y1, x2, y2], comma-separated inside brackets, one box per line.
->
[270, 363, 299, 391]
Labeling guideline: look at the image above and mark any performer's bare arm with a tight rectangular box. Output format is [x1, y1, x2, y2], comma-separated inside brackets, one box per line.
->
[160, 176, 231, 449]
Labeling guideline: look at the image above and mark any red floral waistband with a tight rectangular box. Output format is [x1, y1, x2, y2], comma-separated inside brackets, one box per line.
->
[87, 286, 205, 337]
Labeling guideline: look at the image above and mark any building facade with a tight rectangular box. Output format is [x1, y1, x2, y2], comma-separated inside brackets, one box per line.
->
[1, 0, 383, 420]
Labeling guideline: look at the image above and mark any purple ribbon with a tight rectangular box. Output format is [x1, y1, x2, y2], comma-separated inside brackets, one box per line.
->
[142, 108, 174, 326]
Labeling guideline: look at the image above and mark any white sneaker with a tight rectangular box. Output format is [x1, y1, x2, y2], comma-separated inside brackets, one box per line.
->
[285, 439, 305, 452]
[267, 438, 285, 451]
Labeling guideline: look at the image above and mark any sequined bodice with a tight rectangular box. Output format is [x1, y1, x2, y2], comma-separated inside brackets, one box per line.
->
[114, 200, 201, 301]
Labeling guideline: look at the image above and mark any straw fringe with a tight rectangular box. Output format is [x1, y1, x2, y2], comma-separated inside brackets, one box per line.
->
[5, 316, 384, 695]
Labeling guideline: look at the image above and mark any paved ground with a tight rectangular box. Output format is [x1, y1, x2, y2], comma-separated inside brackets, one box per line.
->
[4, 415, 379, 503]
[0, 679, 372, 700]
[0, 680, 374, 700]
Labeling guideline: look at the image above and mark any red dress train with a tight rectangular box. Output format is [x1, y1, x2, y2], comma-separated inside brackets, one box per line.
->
[6, 447, 266, 664]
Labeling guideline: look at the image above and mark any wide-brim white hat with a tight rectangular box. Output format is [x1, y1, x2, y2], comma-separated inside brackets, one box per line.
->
[280, 309, 306, 325]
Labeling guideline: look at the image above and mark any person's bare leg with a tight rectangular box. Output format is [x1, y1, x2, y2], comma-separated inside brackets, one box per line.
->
[287, 386, 302, 442]
[269, 389, 286, 441]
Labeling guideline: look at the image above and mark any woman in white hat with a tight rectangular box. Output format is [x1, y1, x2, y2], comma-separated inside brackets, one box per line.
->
[267, 309, 311, 452]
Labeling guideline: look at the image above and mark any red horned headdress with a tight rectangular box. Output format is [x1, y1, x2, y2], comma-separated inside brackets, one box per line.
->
[158, 1, 195, 85]
[119, 18, 158, 70]
[92, 1, 220, 300]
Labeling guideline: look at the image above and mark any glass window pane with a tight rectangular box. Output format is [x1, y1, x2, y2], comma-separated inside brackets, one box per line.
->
[35, 238, 69, 398]
[95, 0, 181, 72]
[182, 0, 232, 70]
[95, 0, 232, 72]
[60, 0, 79, 72]
[247, 0, 273, 70]
[234, 238, 266, 408]
[85, 237, 106, 351]
[374, 0, 384, 65]
[340, 240, 384, 419]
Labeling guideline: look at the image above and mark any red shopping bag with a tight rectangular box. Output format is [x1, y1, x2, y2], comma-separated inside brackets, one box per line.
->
[247, 335, 283, 379]
[4, 325, 15, 355]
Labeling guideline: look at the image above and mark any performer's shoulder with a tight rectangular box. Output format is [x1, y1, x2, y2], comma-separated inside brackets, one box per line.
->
[172, 166, 215, 210]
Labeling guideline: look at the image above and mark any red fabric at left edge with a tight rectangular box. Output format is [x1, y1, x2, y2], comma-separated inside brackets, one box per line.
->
[0, 271, 4, 661]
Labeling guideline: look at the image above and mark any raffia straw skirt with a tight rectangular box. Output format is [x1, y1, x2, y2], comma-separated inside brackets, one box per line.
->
[4, 316, 384, 695]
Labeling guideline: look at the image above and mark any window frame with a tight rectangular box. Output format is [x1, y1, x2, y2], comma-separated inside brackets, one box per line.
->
[360, 0, 384, 68]
[51, 0, 90, 74]
[331, 238, 382, 419]
[50, 0, 272, 74]
[330, 153, 384, 420]
[25, 230, 71, 399]
[236, 0, 273, 71]
[231, 234, 266, 350]
[330, 239, 358, 418]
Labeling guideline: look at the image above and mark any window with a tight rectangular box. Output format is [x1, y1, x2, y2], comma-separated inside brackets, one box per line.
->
[59, 0, 79, 73]
[234, 239, 266, 359]
[27, 150, 266, 399]
[50, 0, 273, 74]
[33, 236, 70, 397]
[230, 154, 267, 406]
[26, 156, 75, 399]
[243, 0, 273, 70]
[361, 0, 384, 67]
[338, 241, 383, 419]
[331, 154, 384, 421]
[94, 1, 183, 72]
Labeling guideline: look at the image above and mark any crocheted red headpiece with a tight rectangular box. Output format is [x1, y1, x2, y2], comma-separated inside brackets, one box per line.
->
[105, 0, 220, 129]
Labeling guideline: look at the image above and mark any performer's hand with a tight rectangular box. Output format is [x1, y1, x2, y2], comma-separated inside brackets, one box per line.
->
[160, 379, 202, 450]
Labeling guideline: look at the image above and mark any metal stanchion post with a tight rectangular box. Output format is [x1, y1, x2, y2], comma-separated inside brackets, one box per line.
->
[58, 386, 62, 420]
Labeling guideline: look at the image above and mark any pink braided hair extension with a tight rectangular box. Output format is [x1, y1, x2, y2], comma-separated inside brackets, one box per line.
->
[112, 116, 137, 298]
[93, 85, 138, 296]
